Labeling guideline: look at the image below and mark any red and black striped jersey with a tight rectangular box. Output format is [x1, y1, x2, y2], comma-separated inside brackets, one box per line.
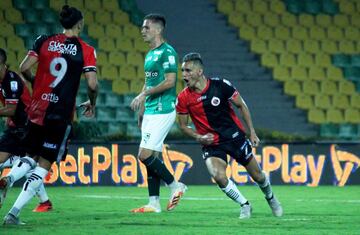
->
[176, 77, 246, 145]
[27, 34, 96, 125]
[0, 69, 31, 128]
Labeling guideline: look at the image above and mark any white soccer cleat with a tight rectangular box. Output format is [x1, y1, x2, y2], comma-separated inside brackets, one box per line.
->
[239, 203, 252, 219]
[266, 195, 283, 217]
[167, 182, 187, 211]
[0, 177, 9, 208]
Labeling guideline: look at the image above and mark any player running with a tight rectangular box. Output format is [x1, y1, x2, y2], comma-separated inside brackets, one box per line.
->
[176, 52, 283, 219]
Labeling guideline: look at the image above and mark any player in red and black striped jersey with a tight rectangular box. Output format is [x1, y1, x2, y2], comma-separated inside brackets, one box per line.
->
[176, 53, 283, 219]
[0, 48, 53, 213]
[1, 5, 98, 225]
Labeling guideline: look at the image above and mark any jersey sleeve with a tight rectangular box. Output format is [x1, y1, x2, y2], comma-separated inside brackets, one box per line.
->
[83, 46, 97, 73]
[162, 48, 178, 73]
[175, 91, 188, 114]
[3, 73, 23, 105]
[221, 79, 238, 100]
[28, 35, 48, 57]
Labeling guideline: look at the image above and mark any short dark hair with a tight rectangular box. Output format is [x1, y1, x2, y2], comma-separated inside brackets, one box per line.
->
[144, 13, 166, 28]
[182, 52, 203, 66]
[59, 5, 83, 29]
[0, 48, 7, 64]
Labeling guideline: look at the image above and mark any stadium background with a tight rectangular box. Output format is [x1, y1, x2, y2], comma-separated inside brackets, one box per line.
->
[0, 0, 359, 234]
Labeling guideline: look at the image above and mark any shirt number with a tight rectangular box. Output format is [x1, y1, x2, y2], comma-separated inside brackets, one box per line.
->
[49, 57, 67, 88]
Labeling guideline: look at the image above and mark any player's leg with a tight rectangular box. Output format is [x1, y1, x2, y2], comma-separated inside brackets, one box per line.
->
[132, 112, 186, 212]
[25, 169, 52, 212]
[0, 154, 20, 172]
[131, 148, 162, 213]
[4, 157, 51, 225]
[205, 156, 251, 219]
[245, 156, 283, 217]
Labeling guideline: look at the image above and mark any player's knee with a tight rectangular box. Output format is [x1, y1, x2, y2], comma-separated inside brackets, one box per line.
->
[22, 173, 43, 194]
[20, 156, 37, 169]
[252, 171, 266, 184]
[213, 174, 228, 187]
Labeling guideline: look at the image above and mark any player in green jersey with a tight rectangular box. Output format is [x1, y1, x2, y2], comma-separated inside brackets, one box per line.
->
[130, 14, 187, 213]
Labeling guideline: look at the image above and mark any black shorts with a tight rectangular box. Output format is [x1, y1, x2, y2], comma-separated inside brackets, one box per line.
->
[0, 127, 27, 156]
[23, 120, 73, 164]
[202, 138, 253, 166]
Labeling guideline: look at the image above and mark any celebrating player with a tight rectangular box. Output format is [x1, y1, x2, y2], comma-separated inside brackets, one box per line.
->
[176, 52, 283, 219]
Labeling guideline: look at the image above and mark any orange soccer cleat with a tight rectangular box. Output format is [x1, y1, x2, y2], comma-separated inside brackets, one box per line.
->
[33, 200, 53, 212]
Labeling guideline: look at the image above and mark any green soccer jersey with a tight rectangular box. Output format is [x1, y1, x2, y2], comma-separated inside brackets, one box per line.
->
[143, 42, 178, 114]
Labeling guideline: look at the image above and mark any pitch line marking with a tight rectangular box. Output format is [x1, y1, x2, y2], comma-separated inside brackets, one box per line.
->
[76, 195, 360, 203]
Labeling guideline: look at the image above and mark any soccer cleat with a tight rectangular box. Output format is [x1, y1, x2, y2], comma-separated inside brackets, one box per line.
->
[33, 200, 53, 212]
[130, 204, 161, 213]
[3, 213, 25, 225]
[239, 203, 252, 219]
[0, 176, 9, 208]
[266, 195, 283, 217]
[167, 182, 187, 211]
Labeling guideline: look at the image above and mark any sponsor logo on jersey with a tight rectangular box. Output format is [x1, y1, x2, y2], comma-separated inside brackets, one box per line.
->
[41, 93, 59, 103]
[145, 71, 158, 78]
[154, 51, 162, 55]
[48, 41, 78, 55]
[10, 81, 18, 92]
[211, 96, 220, 106]
[43, 142, 57, 149]
[197, 95, 207, 102]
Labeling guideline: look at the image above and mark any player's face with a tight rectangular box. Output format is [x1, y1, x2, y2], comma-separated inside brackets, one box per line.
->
[141, 20, 158, 43]
[182, 61, 201, 89]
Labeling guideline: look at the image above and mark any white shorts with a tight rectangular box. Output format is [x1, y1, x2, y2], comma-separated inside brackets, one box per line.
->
[140, 110, 176, 152]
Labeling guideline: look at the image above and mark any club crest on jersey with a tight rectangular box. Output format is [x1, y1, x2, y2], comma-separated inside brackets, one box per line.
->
[48, 41, 77, 55]
[211, 97, 220, 106]
[10, 81, 18, 92]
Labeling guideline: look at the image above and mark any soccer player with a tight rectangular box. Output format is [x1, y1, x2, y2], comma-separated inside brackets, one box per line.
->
[176, 53, 283, 219]
[130, 14, 187, 213]
[0, 48, 52, 213]
[0, 5, 98, 225]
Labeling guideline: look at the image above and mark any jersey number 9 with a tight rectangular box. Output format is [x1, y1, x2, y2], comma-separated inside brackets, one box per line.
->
[49, 57, 67, 88]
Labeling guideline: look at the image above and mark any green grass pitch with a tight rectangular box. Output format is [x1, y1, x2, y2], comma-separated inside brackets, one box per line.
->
[1, 185, 359, 235]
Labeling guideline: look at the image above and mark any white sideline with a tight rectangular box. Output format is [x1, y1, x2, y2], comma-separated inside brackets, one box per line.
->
[76, 195, 360, 203]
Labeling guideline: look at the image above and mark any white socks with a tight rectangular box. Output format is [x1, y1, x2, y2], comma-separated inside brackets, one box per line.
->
[9, 166, 48, 217]
[0, 155, 20, 170]
[7, 156, 36, 185]
[221, 179, 248, 205]
[26, 169, 49, 203]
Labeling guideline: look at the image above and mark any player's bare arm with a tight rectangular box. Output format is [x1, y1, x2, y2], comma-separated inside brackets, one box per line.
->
[231, 93, 260, 146]
[19, 55, 38, 82]
[130, 72, 176, 111]
[0, 103, 17, 117]
[178, 114, 214, 145]
[80, 71, 98, 118]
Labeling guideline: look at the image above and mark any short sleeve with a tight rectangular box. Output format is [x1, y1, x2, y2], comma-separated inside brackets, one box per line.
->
[162, 48, 178, 73]
[83, 46, 97, 73]
[176, 91, 188, 114]
[28, 35, 48, 57]
[221, 78, 238, 100]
